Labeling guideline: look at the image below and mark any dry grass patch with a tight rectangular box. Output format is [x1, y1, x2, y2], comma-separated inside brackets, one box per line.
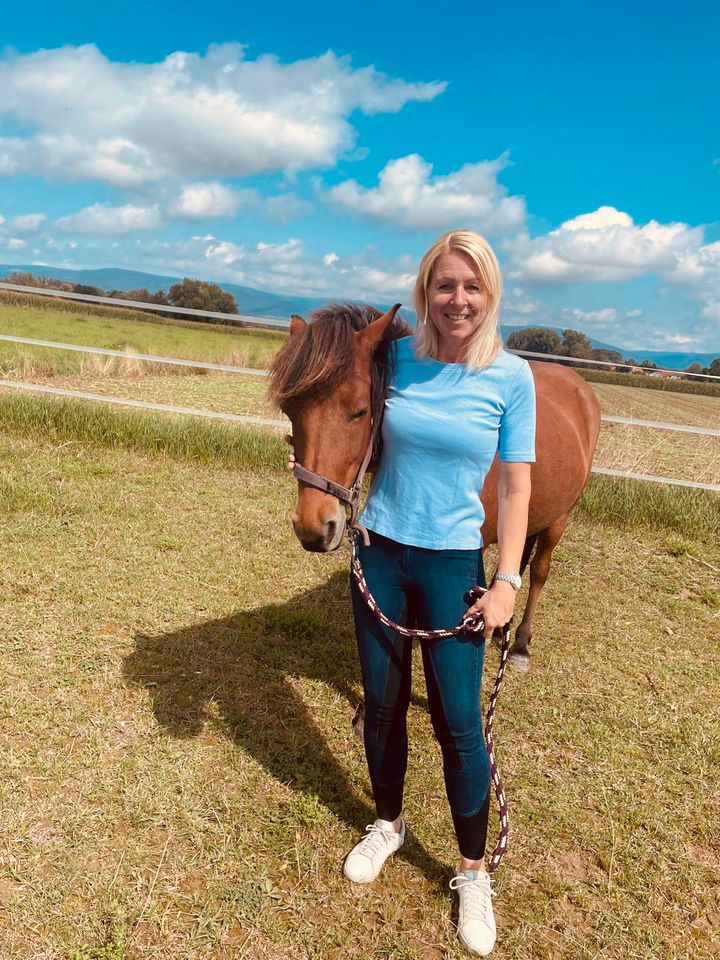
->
[595, 421, 720, 485]
[590, 382, 720, 430]
[15, 371, 278, 422]
[0, 431, 718, 959]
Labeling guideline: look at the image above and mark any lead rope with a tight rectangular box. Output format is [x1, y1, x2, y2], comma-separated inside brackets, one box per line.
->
[350, 534, 511, 872]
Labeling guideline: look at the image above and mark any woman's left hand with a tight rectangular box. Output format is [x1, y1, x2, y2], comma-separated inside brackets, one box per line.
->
[465, 580, 517, 640]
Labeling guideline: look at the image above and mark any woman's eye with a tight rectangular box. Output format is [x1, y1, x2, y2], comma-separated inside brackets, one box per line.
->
[350, 408, 368, 421]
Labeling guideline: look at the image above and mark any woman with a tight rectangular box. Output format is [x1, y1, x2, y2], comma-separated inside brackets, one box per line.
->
[343, 230, 535, 957]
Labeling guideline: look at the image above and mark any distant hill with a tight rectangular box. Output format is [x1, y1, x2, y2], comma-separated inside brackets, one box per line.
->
[497, 325, 719, 370]
[0, 263, 328, 320]
[1, 262, 717, 370]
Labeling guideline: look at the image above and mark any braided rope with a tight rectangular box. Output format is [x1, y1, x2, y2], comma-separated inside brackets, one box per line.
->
[350, 539, 511, 872]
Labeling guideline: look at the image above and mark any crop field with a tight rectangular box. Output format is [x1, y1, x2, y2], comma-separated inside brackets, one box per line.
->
[0, 414, 718, 960]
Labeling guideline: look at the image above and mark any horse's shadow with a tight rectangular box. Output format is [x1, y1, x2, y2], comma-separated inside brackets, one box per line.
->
[122, 570, 445, 883]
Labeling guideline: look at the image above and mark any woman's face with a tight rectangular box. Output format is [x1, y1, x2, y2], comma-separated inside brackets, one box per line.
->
[427, 251, 488, 361]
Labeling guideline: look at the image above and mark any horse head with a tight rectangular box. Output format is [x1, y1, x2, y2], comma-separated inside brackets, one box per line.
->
[269, 303, 402, 552]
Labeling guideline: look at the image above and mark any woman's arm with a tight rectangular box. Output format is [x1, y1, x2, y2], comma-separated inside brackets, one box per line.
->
[467, 460, 532, 639]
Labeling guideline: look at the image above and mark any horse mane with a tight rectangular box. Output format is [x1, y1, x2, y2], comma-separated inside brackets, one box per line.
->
[268, 303, 412, 426]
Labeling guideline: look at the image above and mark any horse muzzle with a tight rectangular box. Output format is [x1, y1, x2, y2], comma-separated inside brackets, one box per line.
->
[291, 497, 347, 552]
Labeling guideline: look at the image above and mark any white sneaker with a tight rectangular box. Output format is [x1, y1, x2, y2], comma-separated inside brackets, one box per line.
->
[450, 870, 497, 956]
[343, 818, 405, 883]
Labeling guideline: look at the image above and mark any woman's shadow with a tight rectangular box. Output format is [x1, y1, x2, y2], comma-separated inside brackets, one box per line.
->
[122, 570, 445, 883]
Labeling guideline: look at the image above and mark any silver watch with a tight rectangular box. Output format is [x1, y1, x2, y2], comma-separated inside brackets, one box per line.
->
[494, 571, 522, 591]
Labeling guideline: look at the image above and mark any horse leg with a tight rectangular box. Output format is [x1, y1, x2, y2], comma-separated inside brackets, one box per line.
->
[509, 515, 569, 673]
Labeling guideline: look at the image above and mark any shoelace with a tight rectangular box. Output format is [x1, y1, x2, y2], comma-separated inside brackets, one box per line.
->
[449, 874, 497, 922]
[356, 823, 398, 859]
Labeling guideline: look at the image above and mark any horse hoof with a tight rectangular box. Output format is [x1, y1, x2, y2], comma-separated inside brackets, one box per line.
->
[508, 652, 530, 674]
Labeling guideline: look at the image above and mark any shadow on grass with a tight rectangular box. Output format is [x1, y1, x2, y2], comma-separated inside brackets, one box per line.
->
[123, 569, 445, 883]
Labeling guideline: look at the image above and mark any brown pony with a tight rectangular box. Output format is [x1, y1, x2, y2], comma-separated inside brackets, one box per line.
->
[269, 303, 601, 671]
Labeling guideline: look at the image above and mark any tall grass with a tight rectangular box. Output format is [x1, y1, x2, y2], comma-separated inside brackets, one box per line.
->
[579, 473, 719, 542]
[0, 392, 286, 469]
[2, 390, 717, 542]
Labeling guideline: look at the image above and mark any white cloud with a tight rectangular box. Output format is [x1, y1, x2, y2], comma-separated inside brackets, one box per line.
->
[173, 182, 248, 218]
[0, 44, 445, 185]
[197, 235, 415, 300]
[504, 287, 540, 316]
[508, 206, 704, 284]
[328, 153, 526, 234]
[56, 202, 163, 234]
[8, 213, 47, 232]
[261, 193, 313, 223]
[561, 306, 618, 323]
[1, 237, 26, 250]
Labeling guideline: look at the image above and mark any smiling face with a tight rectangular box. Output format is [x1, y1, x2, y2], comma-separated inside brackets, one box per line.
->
[427, 251, 488, 362]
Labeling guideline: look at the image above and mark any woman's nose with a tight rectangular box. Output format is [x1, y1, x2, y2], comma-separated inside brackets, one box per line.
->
[450, 285, 467, 306]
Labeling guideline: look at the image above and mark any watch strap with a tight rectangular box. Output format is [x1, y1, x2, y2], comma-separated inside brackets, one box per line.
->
[494, 571, 522, 591]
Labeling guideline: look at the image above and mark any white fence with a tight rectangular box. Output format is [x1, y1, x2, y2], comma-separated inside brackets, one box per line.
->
[0, 281, 288, 330]
[1, 334, 717, 493]
[1, 281, 718, 382]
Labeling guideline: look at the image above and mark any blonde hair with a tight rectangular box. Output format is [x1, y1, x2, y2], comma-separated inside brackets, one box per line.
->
[413, 229, 503, 369]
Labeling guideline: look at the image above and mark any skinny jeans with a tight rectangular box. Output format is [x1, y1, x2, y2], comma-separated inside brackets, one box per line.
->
[350, 531, 491, 861]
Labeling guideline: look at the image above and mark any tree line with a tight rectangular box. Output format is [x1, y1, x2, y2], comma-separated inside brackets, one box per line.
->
[506, 326, 720, 380]
[3, 272, 239, 324]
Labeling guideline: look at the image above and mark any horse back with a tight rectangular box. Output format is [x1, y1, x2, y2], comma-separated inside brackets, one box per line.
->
[480, 362, 601, 545]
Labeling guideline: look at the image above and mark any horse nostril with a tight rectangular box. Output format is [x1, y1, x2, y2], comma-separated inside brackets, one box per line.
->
[325, 519, 337, 542]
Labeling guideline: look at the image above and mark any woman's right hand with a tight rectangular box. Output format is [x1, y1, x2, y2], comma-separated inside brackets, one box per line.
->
[285, 434, 295, 471]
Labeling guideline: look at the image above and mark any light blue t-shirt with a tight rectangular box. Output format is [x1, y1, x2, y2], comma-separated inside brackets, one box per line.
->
[360, 337, 536, 549]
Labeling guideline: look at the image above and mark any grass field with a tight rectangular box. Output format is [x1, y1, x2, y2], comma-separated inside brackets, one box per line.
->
[0, 425, 718, 960]
[2, 365, 718, 488]
[0, 300, 282, 373]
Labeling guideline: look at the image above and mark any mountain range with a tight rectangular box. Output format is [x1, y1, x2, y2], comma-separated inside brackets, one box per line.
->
[1, 263, 717, 370]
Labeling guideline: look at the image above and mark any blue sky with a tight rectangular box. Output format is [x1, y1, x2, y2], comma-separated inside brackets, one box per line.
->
[1, 0, 718, 352]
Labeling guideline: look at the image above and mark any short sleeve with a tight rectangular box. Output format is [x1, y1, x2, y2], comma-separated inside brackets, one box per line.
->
[499, 361, 536, 462]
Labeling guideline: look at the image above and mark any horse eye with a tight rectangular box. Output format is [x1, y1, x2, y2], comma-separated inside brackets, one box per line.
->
[350, 408, 368, 421]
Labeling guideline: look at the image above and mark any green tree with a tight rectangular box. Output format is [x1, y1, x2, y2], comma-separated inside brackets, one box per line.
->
[116, 287, 170, 305]
[506, 327, 562, 355]
[561, 328, 593, 359]
[591, 348, 624, 365]
[167, 277, 238, 316]
[705, 358, 720, 378]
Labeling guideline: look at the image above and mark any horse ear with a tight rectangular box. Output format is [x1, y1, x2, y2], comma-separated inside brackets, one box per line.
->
[290, 314, 306, 336]
[356, 303, 402, 351]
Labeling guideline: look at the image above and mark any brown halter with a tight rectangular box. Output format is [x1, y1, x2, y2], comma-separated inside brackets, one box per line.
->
[291, 435, 375, 546]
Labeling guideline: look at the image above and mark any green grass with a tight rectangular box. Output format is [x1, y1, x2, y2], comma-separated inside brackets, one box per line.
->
[0, 295, 284, 373]
[0, 429, 718, 959]
[0, 392, 286, 469]
[1, 390, 717, 542]
[579, 473, 720, 542]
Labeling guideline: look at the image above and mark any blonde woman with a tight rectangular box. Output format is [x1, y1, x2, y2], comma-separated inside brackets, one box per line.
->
[343, 230, 536, 956]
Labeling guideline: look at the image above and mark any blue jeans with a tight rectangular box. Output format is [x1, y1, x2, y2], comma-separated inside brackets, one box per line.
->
[350, 532, 491, 860]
